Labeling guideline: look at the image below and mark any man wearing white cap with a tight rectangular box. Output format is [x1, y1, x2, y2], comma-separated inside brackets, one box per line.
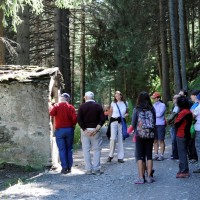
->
[49, 93, 77, 174]
[77, 91, 105, 175]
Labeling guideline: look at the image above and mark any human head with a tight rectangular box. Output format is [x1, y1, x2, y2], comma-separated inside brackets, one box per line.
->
[177, 96, 190, 109]
[136, 91, 153, 109]
[190, 90, 200, 102]
[179, 89, 188, 97]
[84, 91, 94, 100]
[151, 92, 161, 102]
[114, 91, 125, 102]
[60, 93, 70, 102]
[173, 94, 180, 104]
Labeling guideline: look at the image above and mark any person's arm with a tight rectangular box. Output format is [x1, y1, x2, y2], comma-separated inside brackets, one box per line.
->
[71, 106, 77, 127]
[49, 104, 57, 116]
[124, 101, 129, 117]
[174, 113, 190, 128]
[167, 112, 177, 124]
[131, 108, 137, 130]
[193, 106, 200, 119]
[91, 106, 106, 136]
[108, 105, 113, 117]
[77, 107, 87, 131]
[156, 103, 166, 117]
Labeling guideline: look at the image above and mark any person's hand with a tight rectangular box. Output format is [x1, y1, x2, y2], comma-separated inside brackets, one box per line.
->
[91, 125, 101, 136]
[124, 113, 129, 117]
[91, 130, 98, 136]
[84, 130, 93, 137]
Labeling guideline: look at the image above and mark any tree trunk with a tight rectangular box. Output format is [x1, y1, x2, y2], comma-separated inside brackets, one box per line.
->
[178, 0, 188, 90]
[80, 7, 85, 104]
[157, 37, 162, 88]
[16, 5, 30, 65]
[71, 10, 76, 105]
[61, 9, 71, 94]
[159, 0, 171, 103]
[54, 8, 71, 94]
[54, 8, 62, 71]
[191, 6, 195, 52]
[184, 5, 191, 60]
[0, 9, 5, 65]
[169, 0, 181, 93]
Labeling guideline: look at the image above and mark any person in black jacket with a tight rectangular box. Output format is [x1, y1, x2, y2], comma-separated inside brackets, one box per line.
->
[77, 91, 105, 175]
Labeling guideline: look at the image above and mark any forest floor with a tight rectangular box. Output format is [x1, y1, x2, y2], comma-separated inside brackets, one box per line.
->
[0, 131, 200, 200]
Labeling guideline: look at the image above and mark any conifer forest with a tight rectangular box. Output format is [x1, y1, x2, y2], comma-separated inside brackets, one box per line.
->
[0, 0, 200, 105]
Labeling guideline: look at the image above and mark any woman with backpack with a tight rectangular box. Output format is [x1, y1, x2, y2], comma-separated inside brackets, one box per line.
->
[132, 91, 156, 184]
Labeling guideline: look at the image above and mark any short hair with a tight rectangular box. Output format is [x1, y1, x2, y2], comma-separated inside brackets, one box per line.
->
[177, 96, 189, 109]
[191, 90, 200, 96]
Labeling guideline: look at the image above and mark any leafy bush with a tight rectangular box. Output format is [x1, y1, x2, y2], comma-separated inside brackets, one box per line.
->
[73, 125, 81, 149]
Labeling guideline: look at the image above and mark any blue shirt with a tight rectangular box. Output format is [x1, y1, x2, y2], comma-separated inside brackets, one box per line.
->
[153, 101, 166, 125]
[190, 102, 199, 111]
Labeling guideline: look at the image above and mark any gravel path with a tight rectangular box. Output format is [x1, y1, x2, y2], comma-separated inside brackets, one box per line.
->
[0, 133, 200, 200]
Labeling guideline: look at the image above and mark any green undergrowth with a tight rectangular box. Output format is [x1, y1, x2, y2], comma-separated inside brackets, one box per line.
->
[73, 125, 81, 150]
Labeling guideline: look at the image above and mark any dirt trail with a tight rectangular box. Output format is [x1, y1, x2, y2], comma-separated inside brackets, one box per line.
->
[0, 134, 200, 200]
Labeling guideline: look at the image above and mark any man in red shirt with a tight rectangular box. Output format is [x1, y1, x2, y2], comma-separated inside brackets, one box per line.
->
[49, 93, 77, 174]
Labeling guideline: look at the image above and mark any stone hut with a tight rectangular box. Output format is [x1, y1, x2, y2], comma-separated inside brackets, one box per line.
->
[0, 65, 63, 168]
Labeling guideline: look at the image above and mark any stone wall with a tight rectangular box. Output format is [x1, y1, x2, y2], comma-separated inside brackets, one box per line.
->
[0, 81, 51, 168]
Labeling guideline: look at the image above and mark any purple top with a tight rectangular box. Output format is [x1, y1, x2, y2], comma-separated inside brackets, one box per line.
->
[153, 101, 166, 125]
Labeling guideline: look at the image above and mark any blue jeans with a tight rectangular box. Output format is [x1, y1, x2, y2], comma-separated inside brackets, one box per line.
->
[55, 127, 74, 170]
[170, 127, 178, 158]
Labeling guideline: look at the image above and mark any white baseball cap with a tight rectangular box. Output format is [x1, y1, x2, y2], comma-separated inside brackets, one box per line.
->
[61, 93, 70, 99]
[85, 91, 94, 98]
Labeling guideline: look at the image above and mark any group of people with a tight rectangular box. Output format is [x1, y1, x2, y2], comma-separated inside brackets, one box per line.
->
[48, 89, 200, 185]
[49, 91, 105, 175]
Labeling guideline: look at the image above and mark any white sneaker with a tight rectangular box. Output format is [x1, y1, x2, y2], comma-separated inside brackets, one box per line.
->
[157, 156, 164, 161]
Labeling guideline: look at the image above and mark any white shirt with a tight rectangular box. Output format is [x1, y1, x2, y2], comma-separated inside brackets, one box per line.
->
[172, 105, 179, 113]
[111, 101, 127, 118]
[193, 104, 200, 131]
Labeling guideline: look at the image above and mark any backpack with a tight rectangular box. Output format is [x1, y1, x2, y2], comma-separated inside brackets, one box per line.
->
[137, 110, 155, 138]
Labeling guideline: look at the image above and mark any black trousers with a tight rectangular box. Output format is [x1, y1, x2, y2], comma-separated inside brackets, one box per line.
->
[187, 137, 198, 161]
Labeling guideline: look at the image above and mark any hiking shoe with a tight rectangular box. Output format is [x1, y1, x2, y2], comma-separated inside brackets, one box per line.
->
[157, 156, 164, 161]
[151, 169, 155, 177]
[68, 168, 71, 173]
[134, 177, 145, 184]
[61, 168, 68, 174]
[145, 169, 155, 178]
[189, 159, 198, 164]
[146, 176, 154, 183]
[193, 169, 200, 173]
[118, 159, 125, 163]
[92, 170, 104, 175]
[176, 172, 190, 178]
[85, 170, 92, 175]
[107, 157, 113, 162]
[153, 155, 159, 160]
